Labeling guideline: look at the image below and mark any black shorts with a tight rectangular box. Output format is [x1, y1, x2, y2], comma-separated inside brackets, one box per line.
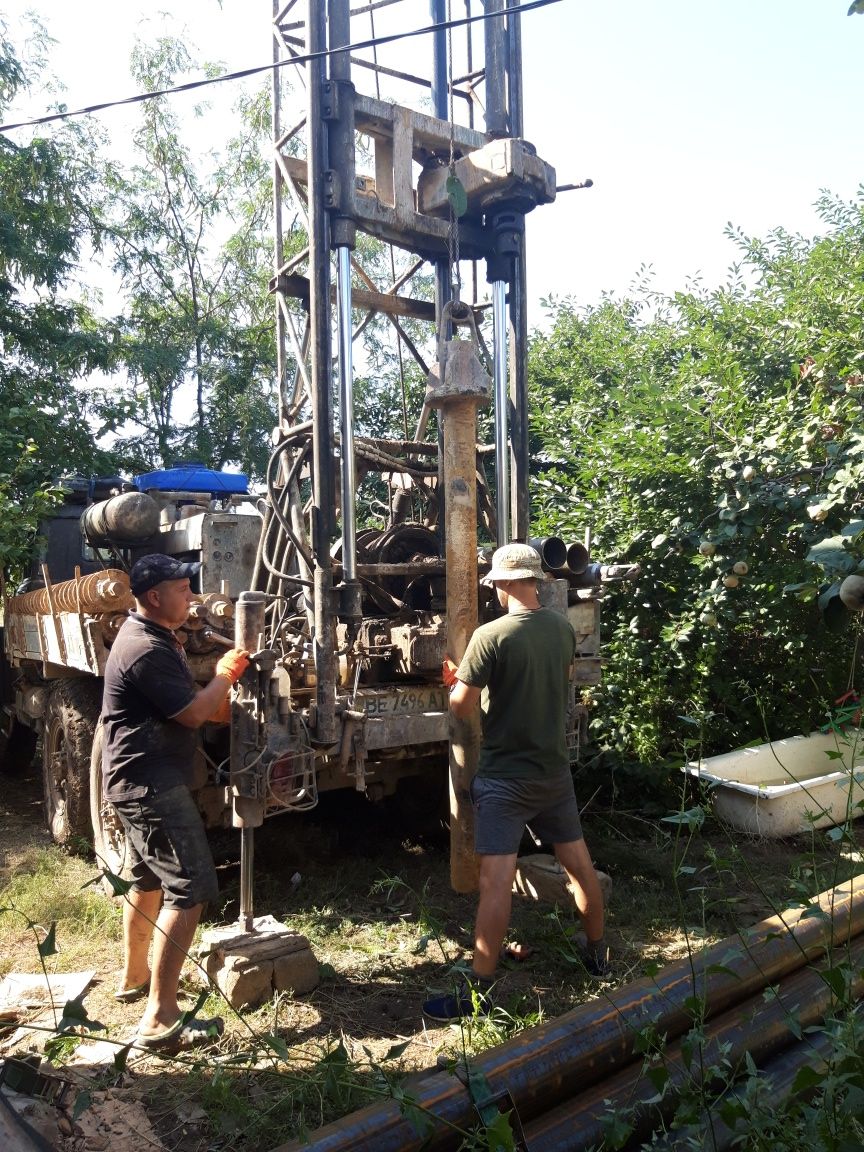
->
[471, 773, 584, 855]
[111, 784, 219, 910]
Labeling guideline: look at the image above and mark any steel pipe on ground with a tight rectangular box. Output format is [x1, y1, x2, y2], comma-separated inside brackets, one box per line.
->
[271, 877, 864, 1152]
[524, 933, 864, 1151]
[649, 1028, 837, 1152]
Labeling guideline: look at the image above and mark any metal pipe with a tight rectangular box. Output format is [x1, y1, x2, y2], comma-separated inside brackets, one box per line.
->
[426, 340, 490, 893]
[492, 278, 509, 545]
[232, 592, 268, 933]
[272, 0, 287, 432]
[431, 0, 451, 556]
[508, 244, 529, 540]
[336, 246, 357, 580]
[524, 933, 864, 1152]
[307, 0, 337, 741]
[527, 536, 567, 571]
[566, 541, 589, 574]
[647, 1029, 837, 1152]
[271, 877, 864, 1152]
[482, 0, 508, 136]
[430, 0, 447, 116]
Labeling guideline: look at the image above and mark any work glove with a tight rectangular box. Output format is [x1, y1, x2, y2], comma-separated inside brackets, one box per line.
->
[215, 648, 251, 684]
[442, 657, 459, 689]
[207, 695, 231, 725]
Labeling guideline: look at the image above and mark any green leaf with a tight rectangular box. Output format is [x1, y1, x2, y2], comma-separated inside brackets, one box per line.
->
[820, 965, 848, 999]
[100, 869, 134, 898]
[72, 1090, 92, 1121]
[483, 1109, 517, 1152]
[38, 923, 57, 958]
[382, 1039, 412, 1062]
[264, 1033, 290, 1060]
[792, 1064, 826, 1092]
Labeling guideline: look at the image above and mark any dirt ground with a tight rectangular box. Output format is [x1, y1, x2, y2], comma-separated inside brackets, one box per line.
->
[1, 765, 853, 1151]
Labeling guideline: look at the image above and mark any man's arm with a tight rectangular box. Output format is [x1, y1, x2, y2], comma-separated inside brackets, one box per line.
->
[172, 675, 234, 729]
[172, 649, 250, 729]
[449, 679, 481, 720]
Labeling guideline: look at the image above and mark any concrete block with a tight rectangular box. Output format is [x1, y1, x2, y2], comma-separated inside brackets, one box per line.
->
[195, 915, 319, 1010]
[513, 853, 611, 908]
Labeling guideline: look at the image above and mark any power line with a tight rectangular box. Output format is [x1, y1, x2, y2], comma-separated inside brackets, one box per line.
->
[0, 0, 561, 135]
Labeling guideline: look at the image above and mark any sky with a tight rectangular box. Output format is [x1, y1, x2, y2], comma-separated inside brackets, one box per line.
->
[1, 0, 863, 329]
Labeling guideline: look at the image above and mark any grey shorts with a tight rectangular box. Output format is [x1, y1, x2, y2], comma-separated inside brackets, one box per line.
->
[471, 772, 584, 856]
[111, 784, 219, 910]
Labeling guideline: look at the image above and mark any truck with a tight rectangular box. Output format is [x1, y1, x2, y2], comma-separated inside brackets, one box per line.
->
[0, 1, 612, 895]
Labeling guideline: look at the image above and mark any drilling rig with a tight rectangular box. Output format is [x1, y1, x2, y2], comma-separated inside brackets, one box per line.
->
[1, 2, 609, 920]
[256, 0, 603, 899]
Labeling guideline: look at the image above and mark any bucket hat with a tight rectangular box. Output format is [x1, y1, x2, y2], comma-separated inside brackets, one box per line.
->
[481, 542, 545, 586]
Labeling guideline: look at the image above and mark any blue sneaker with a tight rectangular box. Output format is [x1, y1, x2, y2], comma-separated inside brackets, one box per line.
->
[422, 976, 494, 1023]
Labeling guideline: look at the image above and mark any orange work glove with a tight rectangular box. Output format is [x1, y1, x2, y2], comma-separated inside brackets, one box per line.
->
[442, 657, 459, 689]
[215, 648, 251, 684]
[207, 695, 231, 725]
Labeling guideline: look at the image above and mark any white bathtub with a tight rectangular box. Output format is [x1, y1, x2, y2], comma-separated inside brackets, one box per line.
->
[683, 732, 864, 837]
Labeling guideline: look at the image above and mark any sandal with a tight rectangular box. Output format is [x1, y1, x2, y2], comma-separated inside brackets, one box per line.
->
[114, 979, 150, 1004]
[501, 942, 535, 963]
[136, 1015, 225, 1053]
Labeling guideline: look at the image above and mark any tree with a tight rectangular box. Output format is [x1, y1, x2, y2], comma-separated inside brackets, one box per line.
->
[0, 22, 117, 579]
[529, 191, 864, 774]
[100, 37, 279, 479]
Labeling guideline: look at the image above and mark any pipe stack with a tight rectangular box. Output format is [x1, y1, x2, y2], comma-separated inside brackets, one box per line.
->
[270, 877, 864, 1152]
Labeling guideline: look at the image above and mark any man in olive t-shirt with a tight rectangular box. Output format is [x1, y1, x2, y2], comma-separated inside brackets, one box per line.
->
[423, 543, 608, 1023]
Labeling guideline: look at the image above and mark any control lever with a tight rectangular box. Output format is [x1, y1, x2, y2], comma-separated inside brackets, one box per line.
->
[202, 627, 275, 668]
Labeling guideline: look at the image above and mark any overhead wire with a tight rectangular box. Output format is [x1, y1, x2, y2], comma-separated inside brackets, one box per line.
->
[0, 0, 561, 135]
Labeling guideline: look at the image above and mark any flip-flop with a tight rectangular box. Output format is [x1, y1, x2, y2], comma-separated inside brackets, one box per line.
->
[136, 1015, 225, 1053]
[501, 942, 535, 963]
[114, 979, 150, 1004]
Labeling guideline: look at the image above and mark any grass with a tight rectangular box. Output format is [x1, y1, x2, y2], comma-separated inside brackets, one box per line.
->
[0, 844, 122, 978]
[2, 768, 864, 1151]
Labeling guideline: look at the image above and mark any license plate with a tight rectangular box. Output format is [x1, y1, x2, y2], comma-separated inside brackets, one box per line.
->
[359, 687, 448, 717]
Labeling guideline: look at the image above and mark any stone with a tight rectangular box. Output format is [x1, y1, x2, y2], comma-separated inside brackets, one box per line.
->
[513, 853, 612, 908]
[195, 915, 319, 1011]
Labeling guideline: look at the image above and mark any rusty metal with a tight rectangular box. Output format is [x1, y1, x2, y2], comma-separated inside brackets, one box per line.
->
[231, 592, 269, 932]
[647, 1029, 838, 1152]
[271, 877, 864, 1152]
[426, 337, 490, 894]
[81, 491, 160, 546]
[524, 933, 864, 1151]
[8, 569, 133, 616]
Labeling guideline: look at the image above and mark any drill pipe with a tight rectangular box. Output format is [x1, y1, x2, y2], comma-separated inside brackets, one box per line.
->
[427, 338, 490, 894]
[524, 933, 864, 1151]
[271, 877, 864, 1152]
[646, 1029, 837, 1152]
[8, 569, 134, 615]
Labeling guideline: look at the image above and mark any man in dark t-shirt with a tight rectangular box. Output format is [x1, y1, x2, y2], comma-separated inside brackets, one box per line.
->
[101, 553, 249, 1051]
[423, 543, 608, 1022]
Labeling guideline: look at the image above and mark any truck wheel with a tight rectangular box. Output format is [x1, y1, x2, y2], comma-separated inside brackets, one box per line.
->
[0, 719, 38, 777]
[89, 720, 133, 891]
[43, 680, 101, 848]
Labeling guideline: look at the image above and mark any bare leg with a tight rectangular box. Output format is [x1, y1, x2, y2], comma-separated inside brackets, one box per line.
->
[472, 853, 518, 979]
[121, 888, 161, 990]
[554, 838, 604, 942]
[137, 902, 203, 1034]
